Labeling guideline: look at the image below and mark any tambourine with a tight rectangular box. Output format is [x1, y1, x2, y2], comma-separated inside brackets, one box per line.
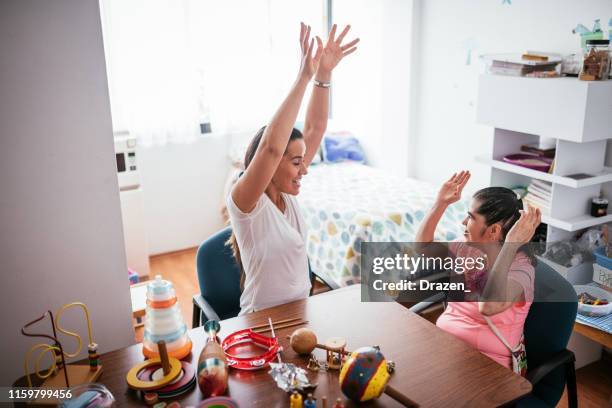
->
[221, 329, 280, 370]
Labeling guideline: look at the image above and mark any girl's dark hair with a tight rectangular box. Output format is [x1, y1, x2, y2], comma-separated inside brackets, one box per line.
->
[227, 126, 304, 289]
[473, 187, 537, 266]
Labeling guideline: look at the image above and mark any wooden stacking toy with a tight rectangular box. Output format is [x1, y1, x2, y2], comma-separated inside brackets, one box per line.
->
[126, 340, 196, 399]
[143, 275, 192, 360]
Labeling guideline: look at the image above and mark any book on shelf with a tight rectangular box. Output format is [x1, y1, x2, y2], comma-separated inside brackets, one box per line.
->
[520, 143, 556, 158]
[523, 195, 550, 215]
[527, 183, 551, 198]
[530, 179, 552, 193]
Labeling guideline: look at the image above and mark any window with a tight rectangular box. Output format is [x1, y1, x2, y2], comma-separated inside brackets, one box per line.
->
[101, 0, 327, 145]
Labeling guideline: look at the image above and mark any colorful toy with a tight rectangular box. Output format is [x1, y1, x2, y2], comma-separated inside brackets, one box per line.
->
[143, 275, 192, 360]
[324, 337, 347, 370]
[304, 393, 316, 408]
[290, 390, 303, 408]
[222, 327, 280, 370]
[127, 340, 196, 399]
[197, 320, 228, 397]
[339, 346, 417, 407]
[21, 302, 103, 405]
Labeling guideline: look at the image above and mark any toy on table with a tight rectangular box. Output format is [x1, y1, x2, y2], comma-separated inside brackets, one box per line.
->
[339, 346, 417, 407]
[126, 340, 196, 400]
[222, 318, 281, 370]
[21, 302, 103, 405]
[289, 328, 348, 370]
[265, 318, 317, 393]
[197, 320, 228, 397]
[332, 398, 345, 408]
[289, 390, 303, 408]
[304, 393, 316, 408]
[143, 275, 192, 360]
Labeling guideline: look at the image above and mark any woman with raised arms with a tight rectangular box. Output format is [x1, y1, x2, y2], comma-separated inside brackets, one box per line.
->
[227, 23, 359, 314]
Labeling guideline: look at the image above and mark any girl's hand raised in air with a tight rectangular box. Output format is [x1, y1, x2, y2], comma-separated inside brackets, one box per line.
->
[316, 24, 359, 75]
[506, 202, 542, 244]
[436, 171, 471, 207]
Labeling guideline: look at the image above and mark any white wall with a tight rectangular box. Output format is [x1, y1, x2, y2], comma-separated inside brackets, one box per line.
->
[332, 0, 415, 177]
[413, 0, 612, 193]
[140, 136, 229, 255]
[0, 0, 134, 385]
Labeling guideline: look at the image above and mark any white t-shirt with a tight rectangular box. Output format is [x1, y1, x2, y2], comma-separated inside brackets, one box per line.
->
[226, 192, 311, 314]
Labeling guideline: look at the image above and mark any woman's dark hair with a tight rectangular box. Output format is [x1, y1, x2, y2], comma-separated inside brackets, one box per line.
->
[473, 187, 537, 266]
[227, 126, 304, 289]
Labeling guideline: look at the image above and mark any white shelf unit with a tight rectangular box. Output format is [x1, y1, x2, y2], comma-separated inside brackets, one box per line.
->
[476, 75, 612, 245]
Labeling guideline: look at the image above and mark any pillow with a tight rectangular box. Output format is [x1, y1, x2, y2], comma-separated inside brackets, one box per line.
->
[322, 132, 366, 163]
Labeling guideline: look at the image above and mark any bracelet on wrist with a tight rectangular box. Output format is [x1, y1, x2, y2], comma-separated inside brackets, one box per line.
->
[313, 79, 331, 88]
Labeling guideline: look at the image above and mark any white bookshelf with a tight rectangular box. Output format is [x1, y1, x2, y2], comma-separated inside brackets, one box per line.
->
[476, 74, 612, 244]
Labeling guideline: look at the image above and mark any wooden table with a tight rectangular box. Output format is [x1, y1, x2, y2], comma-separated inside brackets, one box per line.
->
[88, 286, 532, 407]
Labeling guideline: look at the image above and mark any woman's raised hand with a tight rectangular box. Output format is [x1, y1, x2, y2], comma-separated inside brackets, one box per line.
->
[436, 171, 471, 206]
[506, 202, 542, 244]
[298, 23, 322, 81]
[317, 24, 359, 74]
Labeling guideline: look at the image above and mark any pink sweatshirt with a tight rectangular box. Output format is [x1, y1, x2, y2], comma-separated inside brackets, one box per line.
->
[436, 242, 535, 369]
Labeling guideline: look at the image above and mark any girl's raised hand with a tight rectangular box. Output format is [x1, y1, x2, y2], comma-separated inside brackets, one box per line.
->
[316, 24, 359, 74]
[506, 202, 542, 244]
[436, 171, 471, 206]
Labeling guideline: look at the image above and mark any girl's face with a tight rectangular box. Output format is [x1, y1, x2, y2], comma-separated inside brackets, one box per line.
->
[271, 138, 308, 195]
[462, 199, 503, 243]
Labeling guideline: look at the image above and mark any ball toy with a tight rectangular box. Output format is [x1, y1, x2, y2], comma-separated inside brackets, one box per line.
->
[289, 328, 318, 355]
[338, 346, 391, 402]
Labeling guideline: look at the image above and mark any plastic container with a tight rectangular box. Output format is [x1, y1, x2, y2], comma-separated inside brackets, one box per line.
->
[579, 39, 611, 81]
[59, 383, 114, 408]
[593, 247, 612, 269]
[574, 284, 612, 316]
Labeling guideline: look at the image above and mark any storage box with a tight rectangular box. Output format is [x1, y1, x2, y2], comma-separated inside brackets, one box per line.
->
[537, 256, 593, 285]
[592, 263, 612, 290]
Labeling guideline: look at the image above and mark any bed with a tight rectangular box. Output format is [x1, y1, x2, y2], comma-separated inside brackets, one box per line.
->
[297, 162, 467, 288]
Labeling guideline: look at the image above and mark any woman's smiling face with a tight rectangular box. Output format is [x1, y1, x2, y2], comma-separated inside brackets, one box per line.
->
[270, 138, 308, 195]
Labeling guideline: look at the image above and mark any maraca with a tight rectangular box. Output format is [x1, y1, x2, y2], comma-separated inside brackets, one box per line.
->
[339, 346, 417, 407]
[197, 320, 228, 397]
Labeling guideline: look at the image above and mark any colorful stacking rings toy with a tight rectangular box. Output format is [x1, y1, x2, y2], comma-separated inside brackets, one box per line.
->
[221, 329, 280, 370]
[126, 357, 182, 391]
[137, 361, 196, 398]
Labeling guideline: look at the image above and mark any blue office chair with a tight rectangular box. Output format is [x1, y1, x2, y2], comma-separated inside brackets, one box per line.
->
[410, 261, 578, 408]
[192, 226, 339, 328]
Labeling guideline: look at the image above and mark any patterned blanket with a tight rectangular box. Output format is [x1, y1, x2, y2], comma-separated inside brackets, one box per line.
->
[298, 162, 467, 287]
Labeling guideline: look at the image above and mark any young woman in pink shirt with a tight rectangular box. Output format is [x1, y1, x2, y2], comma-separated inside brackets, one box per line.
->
[416, 171, 542, 370]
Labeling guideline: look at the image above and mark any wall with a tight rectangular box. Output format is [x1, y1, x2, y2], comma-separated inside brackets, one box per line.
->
[413, 0, 612, 193]
[0, 0, 134, 385]
[332, 0, 416, 177]
[140, 135, 229, 255]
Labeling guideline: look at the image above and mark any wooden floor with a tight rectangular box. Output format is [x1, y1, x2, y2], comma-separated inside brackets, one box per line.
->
[140, 248, 612, 408]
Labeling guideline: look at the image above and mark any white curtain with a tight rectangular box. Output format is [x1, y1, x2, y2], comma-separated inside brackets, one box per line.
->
[100, 0, 326, 145]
